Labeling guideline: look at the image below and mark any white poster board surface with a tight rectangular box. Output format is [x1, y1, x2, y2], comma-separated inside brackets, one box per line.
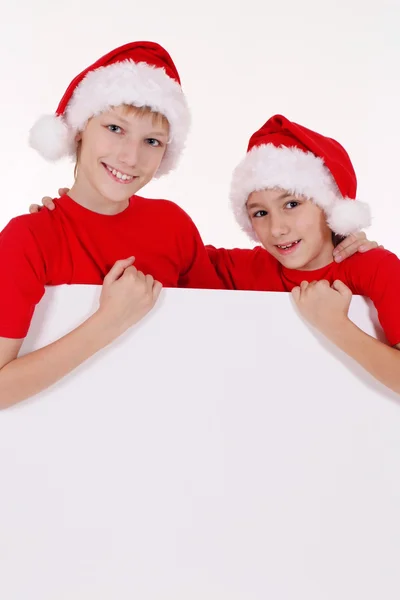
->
[0, 287, 399, 599]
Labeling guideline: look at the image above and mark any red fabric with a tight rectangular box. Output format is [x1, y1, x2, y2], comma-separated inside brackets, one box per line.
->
[247, 115, 357, 200]
[207, 246, 400, 346]
[0, 195, 223, 339]
[56, 41, 181, 117]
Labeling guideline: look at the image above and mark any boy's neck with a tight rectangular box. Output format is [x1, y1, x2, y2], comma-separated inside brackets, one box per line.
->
[277, 240, 336, 273]
[296, 245, 335, 271]
[68, 178, 130, 216]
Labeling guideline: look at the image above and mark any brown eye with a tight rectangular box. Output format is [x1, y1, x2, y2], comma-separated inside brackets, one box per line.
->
[253, 210, 267, 218]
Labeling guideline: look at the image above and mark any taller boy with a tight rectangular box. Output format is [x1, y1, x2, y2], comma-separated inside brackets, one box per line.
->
[0, 41, 222, 408]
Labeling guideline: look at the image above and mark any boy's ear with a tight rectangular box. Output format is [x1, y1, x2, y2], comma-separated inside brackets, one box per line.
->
[75, 131, 82, 142]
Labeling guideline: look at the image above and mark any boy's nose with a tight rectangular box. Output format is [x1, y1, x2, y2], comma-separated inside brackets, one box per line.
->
[270, 214, 290, 238]
[117, 140, 139, 167]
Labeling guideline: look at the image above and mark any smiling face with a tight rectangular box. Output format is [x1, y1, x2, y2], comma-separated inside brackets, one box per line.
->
[247, 188, 334, 271]
[70, 105, 170, 214]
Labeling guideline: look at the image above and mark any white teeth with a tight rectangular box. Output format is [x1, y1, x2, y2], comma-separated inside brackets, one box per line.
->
[278, 241, 299, 249]
[106, 165, 133, 181]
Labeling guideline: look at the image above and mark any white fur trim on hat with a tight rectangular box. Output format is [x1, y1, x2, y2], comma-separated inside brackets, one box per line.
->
[29, 60, 191, 177]
[230, 143, 371, 239]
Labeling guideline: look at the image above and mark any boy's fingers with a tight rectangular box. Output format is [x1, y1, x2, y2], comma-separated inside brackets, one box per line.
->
[357, 240, 379, 253]
[145, 273, 154, 287]
[333, 232, 360, 253]
[29, 204, 41, 214]
[134, 269, 145, 282]
[291, 286, 300, 302]
[104, 257, 135, 283]
[152, 280, 163, 299]
[334, 241, 358, 262]
[300, 280, 309, 291]
[41, 196, 56, 209]
[334, 233, 379, 262]
[58, 187, 70, 196]
[122, 265, 138, 277]
[332, 279, 352, 298]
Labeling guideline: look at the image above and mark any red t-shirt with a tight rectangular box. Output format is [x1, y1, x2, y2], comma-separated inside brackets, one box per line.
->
[206, 246, 400, 346]
[0, 195, 223, 339]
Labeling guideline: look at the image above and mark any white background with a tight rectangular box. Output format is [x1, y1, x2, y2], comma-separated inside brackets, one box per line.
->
[1, 0, 399, 254]
[1, 3, 400, 598]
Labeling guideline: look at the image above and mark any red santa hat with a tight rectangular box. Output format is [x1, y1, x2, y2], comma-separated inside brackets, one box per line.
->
[29, 41, 190, 177]
[230, 114, 371, 239]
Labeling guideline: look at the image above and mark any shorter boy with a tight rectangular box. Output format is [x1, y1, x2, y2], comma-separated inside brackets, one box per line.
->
[209, 115, 400, 393]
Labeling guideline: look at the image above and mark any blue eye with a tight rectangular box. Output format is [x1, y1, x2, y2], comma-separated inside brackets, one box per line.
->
[107, 124, 122, 134]
[253, 210, 268, 218]
[146, 138, 161, 147]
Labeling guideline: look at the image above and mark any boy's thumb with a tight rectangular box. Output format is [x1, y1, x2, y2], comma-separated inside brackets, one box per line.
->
[332, 280, 351, 297]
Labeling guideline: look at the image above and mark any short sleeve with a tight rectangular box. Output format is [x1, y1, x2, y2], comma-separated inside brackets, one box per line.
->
[349, 250, 400, 346]
[0, 218, 46, 338]
[169, 209, 224, 290]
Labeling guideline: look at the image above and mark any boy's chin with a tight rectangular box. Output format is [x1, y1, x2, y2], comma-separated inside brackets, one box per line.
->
[100, 182, 141, 202]
[279, 257, 309, 270]
[269, 249, 309, 270]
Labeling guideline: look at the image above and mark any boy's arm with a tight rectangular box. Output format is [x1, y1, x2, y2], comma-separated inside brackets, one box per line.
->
[206, 246, 266, 290]
[323, 317, 400, 394]
[0, 259, 162, 409]
[292, 280, 400, 395]
[0, 314, 113, 408]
